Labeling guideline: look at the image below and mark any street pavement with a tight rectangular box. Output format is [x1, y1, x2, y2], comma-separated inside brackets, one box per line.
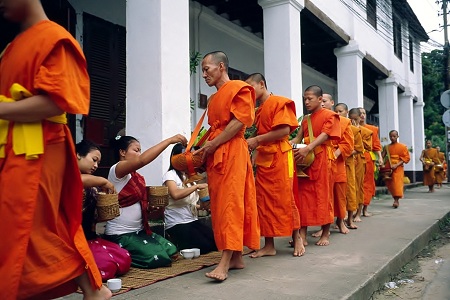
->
[62, 183, 450, 300]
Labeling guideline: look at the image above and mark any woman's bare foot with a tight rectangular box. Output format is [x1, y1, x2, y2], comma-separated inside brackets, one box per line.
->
[249, 246, 276, 258]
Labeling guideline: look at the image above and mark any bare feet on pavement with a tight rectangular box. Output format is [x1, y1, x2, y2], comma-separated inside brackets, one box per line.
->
[250, 246, 276, 258]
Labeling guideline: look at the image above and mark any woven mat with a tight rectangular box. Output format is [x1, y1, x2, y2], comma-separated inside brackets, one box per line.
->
[110, 249, 252, 295]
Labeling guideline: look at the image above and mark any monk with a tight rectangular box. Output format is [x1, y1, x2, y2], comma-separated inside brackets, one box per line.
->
[349, 108, 368, 223]
[195, 51, 260, 281]
[245, 73, 304, 257]
[434, 146, 445, 188]
[335, 103, 359, 230]
[291, 86, 340, 246]
[420, 140, 440, 192]
[359, 107, 383, 217]
[382, 130, 410, 208]
[321, 95, 353, 235]
[0, 0, 109, 299]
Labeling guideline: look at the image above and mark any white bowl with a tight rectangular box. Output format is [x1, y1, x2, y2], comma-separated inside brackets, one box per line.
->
[180, 249, 195, 259]
[107, 278, 122, 292]
[191, 248, 200, 258]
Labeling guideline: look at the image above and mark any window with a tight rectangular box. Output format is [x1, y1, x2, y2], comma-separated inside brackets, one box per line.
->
[228, 67, 249, 80]
[409, 36, 414, 72]
[393, 13, 402, 60]
[367, 0, 377, 29]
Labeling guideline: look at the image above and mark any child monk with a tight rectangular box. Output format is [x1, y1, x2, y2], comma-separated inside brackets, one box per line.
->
[334, 103, 359, 230]
[245, 73, 304, 257]
[0, 0, 110, 298]
[291, 86, 340, 246]
[382, 130, 410, 208]
[420, 140, 440, 193]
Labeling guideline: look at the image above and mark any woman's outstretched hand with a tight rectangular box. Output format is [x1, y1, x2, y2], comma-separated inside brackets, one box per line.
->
[170, 134, 188, 146]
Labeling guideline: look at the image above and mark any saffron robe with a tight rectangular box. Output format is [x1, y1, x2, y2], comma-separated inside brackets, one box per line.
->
[360, 126, 374, 206]
[384, 143, 410, 198]
[297, 108, 340, 226]
[332, 117, 354, 218]
[435, 152, 446, 184]
[346, 125, 362, 211]
[363, 124, 381, 202]
[0, 21, 101, 299]
[206, 80, 260, 251]
[254, 95, 300, 236]
[422, 147, 440, 186]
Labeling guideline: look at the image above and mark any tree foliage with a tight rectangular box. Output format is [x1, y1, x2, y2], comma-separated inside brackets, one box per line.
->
[421, 50, 446, 150]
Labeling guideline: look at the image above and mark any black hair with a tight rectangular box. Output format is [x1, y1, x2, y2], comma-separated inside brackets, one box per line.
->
[111, 135, 139, 162]
[389, 130, 398, 136]
[246, 73, 268, 89]
[203, 51, 229, 71]
[75, 140, 100, 157]
[168, 143, 186, 181]
[304, 85, 323, 97]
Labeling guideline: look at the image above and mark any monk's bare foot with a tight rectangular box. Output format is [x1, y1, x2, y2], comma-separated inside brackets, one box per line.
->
[337, 220, 349, 234]
[316, 236, 330, 246]
[288, 240, 294, 247]
[205, 268, 228, 282]
[346, 220, 358, 229]
[393, 199, 399, 208]
[293, 237, 305, 257]
[354, 215, 362, 222]
[362, 212, 372, 217]
[332, 224, 339, 230]
[249, 246, 276, 258]
[229, 251, 245, 269]
[84, 285, 112, 300]
[311, 230, 322, 237]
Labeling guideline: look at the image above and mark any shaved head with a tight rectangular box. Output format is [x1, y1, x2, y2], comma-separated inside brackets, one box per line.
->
[322, 93, 334, 110]
[246, 73, 267, 89]
[304, 85, 323, 97]
[335, 103, 348, 111]
[348, 108, 361, 118]
[203, 51, 229, 72]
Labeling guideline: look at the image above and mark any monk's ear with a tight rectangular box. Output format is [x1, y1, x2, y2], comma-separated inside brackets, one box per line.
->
[76, 153, 81, 160]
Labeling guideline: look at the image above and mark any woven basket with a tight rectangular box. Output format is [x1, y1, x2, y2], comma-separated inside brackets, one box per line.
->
[147, 186, 169, 207]
[96, 193, 120, 221]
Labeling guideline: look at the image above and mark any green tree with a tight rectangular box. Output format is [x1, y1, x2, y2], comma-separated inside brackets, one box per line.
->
[421, 50, 446, 150]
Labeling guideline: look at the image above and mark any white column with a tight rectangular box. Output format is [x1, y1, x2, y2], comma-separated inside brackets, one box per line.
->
[126, 0, 190, 185]
[259, 0, 304, 116]
[376, 76, 399, 143]
[398, 90, 415, 171]
[413, 101, 425, 170]
[334, 40, 365, 109]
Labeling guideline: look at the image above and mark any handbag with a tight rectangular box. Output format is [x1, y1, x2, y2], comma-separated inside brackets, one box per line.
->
[170, 109, 211, 183]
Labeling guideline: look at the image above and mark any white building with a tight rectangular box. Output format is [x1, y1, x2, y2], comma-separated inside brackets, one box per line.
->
[0, 0, 428, 183]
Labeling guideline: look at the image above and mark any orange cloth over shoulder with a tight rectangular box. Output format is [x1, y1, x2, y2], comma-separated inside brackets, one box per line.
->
[384, 143, 410, 198]
[0, 21, 101, 299]
[333, 117, 354, 218]
[254, 95, 300, 236]
[206, 80, 260, 251]
[297, 108, 340, 226]
[364, 124, 381, 151]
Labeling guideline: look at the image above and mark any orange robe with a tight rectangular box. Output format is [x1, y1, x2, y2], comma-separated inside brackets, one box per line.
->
[346, 125, 361, 211]
[297, 108, 340, 226]
[352, 126, 366, 207]
[361, 126, 374, 206]
[422, 148, 440, 186]
[435, 152, 446, 184]
[254, 95, 300, 236]
[333, 117, 354, 219]
[364, 124, 380, 201]
[206, 80, 260, 251]
[384, 143, 410, 198]
[0, 21, 102, 299]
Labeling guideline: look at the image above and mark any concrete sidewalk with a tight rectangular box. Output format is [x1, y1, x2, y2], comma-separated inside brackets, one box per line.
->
[63, 184, 450, 300]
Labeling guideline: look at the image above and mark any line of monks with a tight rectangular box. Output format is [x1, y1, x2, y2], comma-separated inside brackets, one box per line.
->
[420, 141, 448, 192]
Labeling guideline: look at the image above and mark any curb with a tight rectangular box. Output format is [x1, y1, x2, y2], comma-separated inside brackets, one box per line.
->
[343, 210, 450, 300]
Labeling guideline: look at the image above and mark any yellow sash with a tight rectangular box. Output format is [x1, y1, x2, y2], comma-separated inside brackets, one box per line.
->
[0, 83, 67, 159]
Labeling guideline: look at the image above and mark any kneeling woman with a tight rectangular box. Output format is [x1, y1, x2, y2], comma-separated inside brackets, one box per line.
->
[163, 143, 217, 254]
[105, 135, 187, 268]
[76, 140, 131, 280]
